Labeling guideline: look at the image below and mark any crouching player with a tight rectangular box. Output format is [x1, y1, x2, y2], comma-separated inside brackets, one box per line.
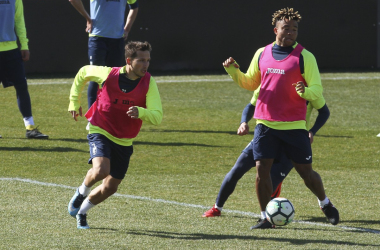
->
[67, 41, 163, 229]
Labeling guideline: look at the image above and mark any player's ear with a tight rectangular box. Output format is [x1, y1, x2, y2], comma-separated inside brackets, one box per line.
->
[126, 57, 132, 65]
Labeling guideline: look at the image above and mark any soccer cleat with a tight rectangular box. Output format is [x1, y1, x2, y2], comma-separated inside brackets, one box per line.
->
[250, 218, 275, 229]
[321, 202, 339, 225]
[0, 134, 2, 138]
[202, 206, 221, 217]
[76, 214, 90, 229]
[26, 127, 49, 139]
[68, 189, 87, 217]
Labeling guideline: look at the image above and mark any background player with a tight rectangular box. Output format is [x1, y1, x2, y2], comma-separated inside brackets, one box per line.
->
[0, 0, 48, 139]
[69, 0, 139, 113]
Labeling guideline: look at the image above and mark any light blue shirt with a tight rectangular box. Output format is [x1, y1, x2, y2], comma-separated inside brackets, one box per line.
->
[90, 0, 138, 39]
[0, 0, 17, 42]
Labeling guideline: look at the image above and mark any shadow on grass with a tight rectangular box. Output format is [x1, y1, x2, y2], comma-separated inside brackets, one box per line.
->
[0, 146, 86, 152]
[116, 229, 379, 246]
[134, 141, 225, 147]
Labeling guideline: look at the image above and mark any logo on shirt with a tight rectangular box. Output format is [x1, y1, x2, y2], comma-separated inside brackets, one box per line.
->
[266, 68, 285, 75]
[113, 99, 135, 105]
[0, 0, 10, 4]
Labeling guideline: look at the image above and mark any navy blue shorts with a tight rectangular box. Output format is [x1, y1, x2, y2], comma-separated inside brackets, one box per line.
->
[87, 133, 133, 180]
[88, 36, 125, 67]
[242, 139, 294, 187]
[253, 123, 312, 164]
[0, 49, 27, 88]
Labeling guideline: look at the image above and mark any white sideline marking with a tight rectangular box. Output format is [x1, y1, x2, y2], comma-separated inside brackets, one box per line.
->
[27, 75, 380, 85]
[1, 177, 379, 234]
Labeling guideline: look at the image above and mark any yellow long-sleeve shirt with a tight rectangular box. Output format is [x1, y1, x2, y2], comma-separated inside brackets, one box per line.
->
[69, 65, 163, 146]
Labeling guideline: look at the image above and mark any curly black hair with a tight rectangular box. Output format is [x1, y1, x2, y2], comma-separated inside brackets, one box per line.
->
[272, 7, 302, 26]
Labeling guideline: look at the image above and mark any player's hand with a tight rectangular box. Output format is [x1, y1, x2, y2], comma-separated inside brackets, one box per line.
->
[292, 81, 305, 93]
[69, 106, 82, 121]
[223, 57, 239, 68]
[127, 106, 139, 119]
[86, 20, 92, 33]
[237, 122, 249, 136]
[21, 50, 30, 62]
[123, 30, 129, 41]
[309, 131, 314, 144]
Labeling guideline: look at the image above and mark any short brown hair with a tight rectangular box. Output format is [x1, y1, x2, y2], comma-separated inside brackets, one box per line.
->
[125, 41, 152, 59]
[272, 7, 302, 26]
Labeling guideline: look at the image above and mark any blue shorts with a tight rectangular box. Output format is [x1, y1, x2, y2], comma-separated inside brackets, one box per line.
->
[242, 139, 294, 187]
[88, 36, 125, 67]
[87, 133, 133, 180]
[0, 49, 27, 88]
[253, 123, 312, 164]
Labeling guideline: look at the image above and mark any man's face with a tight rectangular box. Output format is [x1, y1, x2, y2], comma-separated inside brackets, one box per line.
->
[274, 19, 298, 47]
[127, 50, 151, 78]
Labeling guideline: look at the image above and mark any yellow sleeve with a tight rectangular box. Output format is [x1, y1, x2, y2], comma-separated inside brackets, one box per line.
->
[137, 77, 163, 125]
[14, 0, 28, 50]
[68, 65, 112, 112]
[299, 49, 323, 101]
[224, 48, 264, 91]
[250, 86, 261, 106]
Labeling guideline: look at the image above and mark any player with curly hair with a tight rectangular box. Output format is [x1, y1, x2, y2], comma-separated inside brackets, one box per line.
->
[223, 7, 339, 229]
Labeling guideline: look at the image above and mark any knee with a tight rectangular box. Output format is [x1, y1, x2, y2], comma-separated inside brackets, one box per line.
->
[90, 167, 109, 180]
[103, 183, 118, 195]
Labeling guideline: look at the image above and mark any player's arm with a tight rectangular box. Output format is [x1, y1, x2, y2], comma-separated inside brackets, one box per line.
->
[124, 0, 139, 40]
[68, 0, 92, 33]
[309, 104, 330, 136]
[298, 49, 323, 101]
[14, 0, 29, 61]
[130, 77, 163, 125]
[68, 66, 111, 120]
[224, 48, 263, 91]
[238, 103, 255, 136]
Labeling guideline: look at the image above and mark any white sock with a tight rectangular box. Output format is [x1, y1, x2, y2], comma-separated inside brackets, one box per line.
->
[318, 196, 330, 208]
[79, 182, 91, 196]
[214, 204, 222, 212]
[23, 116, 34, 127]
[261, 211, 266, 219]
[78, 198, 95, 215]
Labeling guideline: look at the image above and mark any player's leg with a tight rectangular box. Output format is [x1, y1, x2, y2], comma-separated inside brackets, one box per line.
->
[75, 136, 133, 229]
[2, 49, 48, 139]
[105, 37, 125, 67]
[203, 143, 255, 217]
[285, 129, 339, 225]
[87, 37, 107, 109]
[251, 124, 280, 229]
[68, 133, 111, 218]
[270, 152, 294, 199]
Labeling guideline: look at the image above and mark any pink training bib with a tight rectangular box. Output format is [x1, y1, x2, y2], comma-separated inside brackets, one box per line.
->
[254, 43, 307, 122]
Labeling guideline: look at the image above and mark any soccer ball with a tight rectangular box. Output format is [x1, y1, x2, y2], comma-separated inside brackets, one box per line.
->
[265, 197, 295, 226]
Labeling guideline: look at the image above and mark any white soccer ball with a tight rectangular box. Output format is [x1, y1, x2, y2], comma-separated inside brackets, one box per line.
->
[265, 197, 295, 226]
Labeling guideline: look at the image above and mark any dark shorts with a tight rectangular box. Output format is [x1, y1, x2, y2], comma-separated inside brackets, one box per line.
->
[253, 123, 312, 164]
[242, 139, 294, 186]
[88, 36, 125, 67]
[87, 133, 133, 180]
[0, 49, 27, 88]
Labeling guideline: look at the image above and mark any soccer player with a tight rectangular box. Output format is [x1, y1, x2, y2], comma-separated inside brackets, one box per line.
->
[67, 41, 162, 229]
[0, 0, 48, 139]
[69, 0, 139, 111]
[223, 7, 339, 229]
[203, 88, 330, 229]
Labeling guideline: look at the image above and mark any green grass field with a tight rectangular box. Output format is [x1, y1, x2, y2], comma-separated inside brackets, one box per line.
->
[1, 72, 380, 249]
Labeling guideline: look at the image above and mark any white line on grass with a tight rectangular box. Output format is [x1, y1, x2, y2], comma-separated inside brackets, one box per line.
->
[27, 75, 380, 85]
[1, 177, 379, 234]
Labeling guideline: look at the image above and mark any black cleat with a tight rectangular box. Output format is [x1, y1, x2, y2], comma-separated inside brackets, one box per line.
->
[26, 127, 49, 139]
[250, 218, 275, 229]
[76, 214, 90, 229]
[321, 202, 339, 225]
